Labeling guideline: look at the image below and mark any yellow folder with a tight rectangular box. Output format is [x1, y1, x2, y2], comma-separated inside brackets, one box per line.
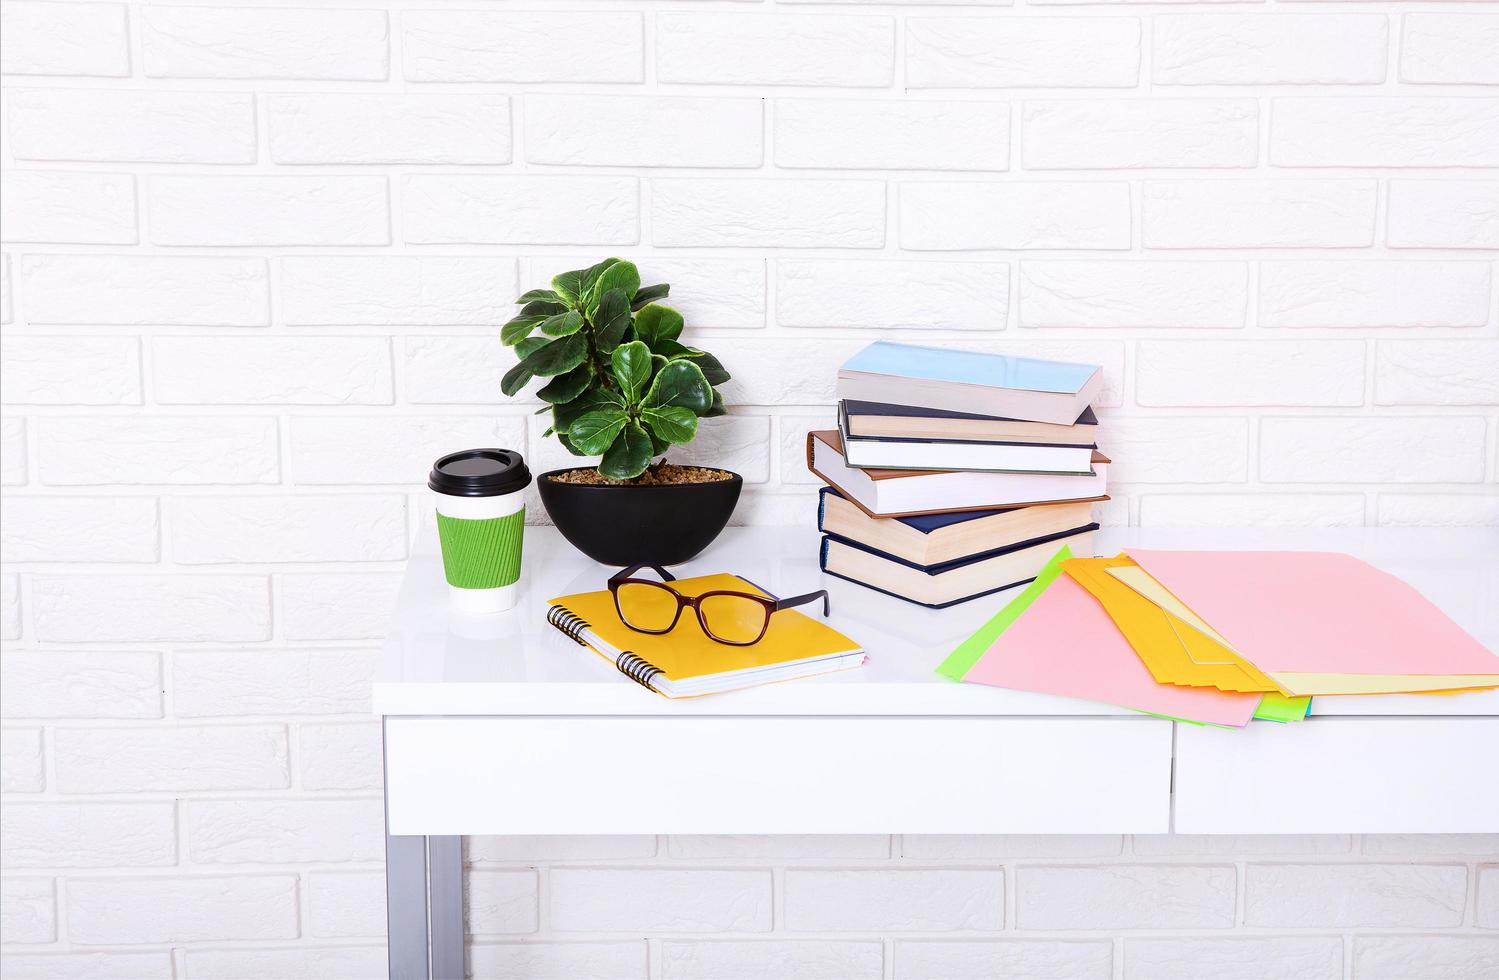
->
[1062, 556, 1285, 694]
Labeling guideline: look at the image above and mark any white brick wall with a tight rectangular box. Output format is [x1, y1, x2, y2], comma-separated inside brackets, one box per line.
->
[2, 0, 1496, 972]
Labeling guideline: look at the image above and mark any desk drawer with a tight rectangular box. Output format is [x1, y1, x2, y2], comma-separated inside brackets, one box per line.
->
[384, 716, 1171, 835]
[1175, 718, 1499, 834]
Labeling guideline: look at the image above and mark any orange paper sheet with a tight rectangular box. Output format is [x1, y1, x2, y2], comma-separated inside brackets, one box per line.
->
[1062, 556, 1283, 694]
[1127, 550, 1499, 679]
[964, 571, 1261, 727]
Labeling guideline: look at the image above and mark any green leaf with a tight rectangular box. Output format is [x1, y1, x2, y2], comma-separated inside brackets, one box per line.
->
[634, 304, 684, 347]
[611, 341, 652, 404]
[651, 339, 699, 359]
[704, 388, 727, 418]
[599, 421, 654, 480]
[517, 299, 565, 318]
[643, 359, 712, 413]
[515, 336, 549, 360]
[642, 406, 698, 445]
[632, 283, 670, 310]
[648, 431, 670, 456]
[517, 288, 561, 305]
[537, 364, 591, 404]
[550, 267, 591, 306]
[500, 360, 534, 397]
[581, 257, 622, 295]
[594, 288, 632, 352]
[522, 333, 588, 378]
[569, 409, 628, 456]
[534, 405, 552, 415]
[586, 260, 639, 314]
[557, 431, 587, 457]
[500, 315, 545, 346]
[554, 388, 622, 432]
[539, 310, 584, 337]
[692, 351, 731, 386]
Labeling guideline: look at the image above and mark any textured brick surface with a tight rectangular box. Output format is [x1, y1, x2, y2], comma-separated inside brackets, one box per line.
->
[1, 2, 129, 77]
[1352, 936, 1499, 979]
[528, 95, 762, 169]
[0, 876, 56, 944]
[1016, 865, 1236, 929]
[186, 798, 383, 864]
[269, 93, 511, 165]
[171, 648, 374, 716]
[5, 2, 1498, 967]
[1245, 864, 1468, 928]
[665, 940, 883, 979]
[785, 869, 1003, 932]
[551, 869, 771, 932]
[53, 725, 288, 794]
[657, 13, 893, 86]
[1124, 937, 1341, 980]
[896, 940, 1112, 980]
[903, 182, 1129, 250]
[778, 100, 1008, 171]
[1154, 15, 1386, 85]
[0, 727, 45, 793]
[66, 875, 299, 943]
[907, 17, 1140, 88]
[0, 650, 162, 718]
[2, 802, 176, 869]
[653, 179, 885, 248]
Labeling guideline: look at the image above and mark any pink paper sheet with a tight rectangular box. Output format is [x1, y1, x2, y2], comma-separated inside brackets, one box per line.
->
[1128, 550, 1499, 676]
[964, 572, 1261, 727]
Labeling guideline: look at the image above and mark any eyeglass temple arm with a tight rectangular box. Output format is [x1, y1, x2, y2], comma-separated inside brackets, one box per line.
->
[610, 563, 677, 584]
[774, 589, 830, 617]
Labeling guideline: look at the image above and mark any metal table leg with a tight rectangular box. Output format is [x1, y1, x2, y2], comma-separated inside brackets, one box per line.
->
[427, 835, 464, 980]
[385, 719, 464, 979]
[385, 832, 431, 980]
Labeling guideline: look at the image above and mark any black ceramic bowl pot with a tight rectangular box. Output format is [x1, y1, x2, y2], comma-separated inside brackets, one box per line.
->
[537, 468, 743, 566]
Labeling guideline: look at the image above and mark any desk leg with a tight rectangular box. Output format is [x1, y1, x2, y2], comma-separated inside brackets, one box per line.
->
[384, 833, 464, 980]
[385, 833, 430, 980]
[428, 836, 464, 980]
[385, 716, 465, 980]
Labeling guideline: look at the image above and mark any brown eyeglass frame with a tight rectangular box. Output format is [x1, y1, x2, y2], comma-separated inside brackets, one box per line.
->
[607, 563, 831, 646]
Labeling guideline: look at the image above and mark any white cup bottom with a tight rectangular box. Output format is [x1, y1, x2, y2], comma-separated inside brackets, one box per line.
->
[447, 581, 519, 615]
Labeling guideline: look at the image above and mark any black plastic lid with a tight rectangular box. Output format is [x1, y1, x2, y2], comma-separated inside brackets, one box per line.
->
[428, 448, 532, 497]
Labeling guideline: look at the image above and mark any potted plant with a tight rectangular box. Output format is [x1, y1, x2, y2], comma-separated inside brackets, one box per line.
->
[500, 257, 741, 566]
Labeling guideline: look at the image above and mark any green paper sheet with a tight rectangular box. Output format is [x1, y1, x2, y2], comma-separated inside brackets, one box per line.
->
[936, 545, 1074, 682]
[1253, 692, 1313, 723]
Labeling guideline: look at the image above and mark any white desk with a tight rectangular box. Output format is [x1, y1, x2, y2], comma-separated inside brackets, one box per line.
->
[376, 524, 1499, 980]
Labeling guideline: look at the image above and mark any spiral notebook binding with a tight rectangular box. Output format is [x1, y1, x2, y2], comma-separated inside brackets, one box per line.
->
[547, 604, 664, 693]
[614, 652, 664, 692]
[546, 604, 590, 646]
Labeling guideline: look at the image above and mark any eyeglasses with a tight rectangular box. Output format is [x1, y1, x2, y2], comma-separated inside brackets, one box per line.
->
[608, 564, 831, 647]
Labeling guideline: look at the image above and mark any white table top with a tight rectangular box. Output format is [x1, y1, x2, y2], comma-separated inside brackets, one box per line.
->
[376, 522, 1499, 718]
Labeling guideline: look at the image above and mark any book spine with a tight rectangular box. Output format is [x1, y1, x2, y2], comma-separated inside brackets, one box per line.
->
[816, 486, 829, 533]
[819, 535, 831, 572]
[545, 605, 663, 694]
[823, 522, 1102, 575]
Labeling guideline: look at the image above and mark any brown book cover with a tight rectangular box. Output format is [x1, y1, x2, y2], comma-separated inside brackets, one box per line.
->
[805, 430, 1109, 520]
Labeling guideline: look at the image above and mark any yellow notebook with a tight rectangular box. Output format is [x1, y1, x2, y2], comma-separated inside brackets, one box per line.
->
[546, 573, 865, 698]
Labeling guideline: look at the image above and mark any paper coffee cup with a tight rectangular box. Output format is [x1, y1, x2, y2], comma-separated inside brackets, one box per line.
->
[429, 448, 532, 614]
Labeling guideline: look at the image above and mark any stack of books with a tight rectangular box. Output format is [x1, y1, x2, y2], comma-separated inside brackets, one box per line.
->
[807, 341, 1109, 608]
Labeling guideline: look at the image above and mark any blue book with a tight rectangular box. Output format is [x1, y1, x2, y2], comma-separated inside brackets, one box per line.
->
[817, 486, 1099, 570]
[837, 341, 1103, 425]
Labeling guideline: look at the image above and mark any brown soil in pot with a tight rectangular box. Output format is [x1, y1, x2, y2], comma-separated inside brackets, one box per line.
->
[547, 463, 733, 487]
